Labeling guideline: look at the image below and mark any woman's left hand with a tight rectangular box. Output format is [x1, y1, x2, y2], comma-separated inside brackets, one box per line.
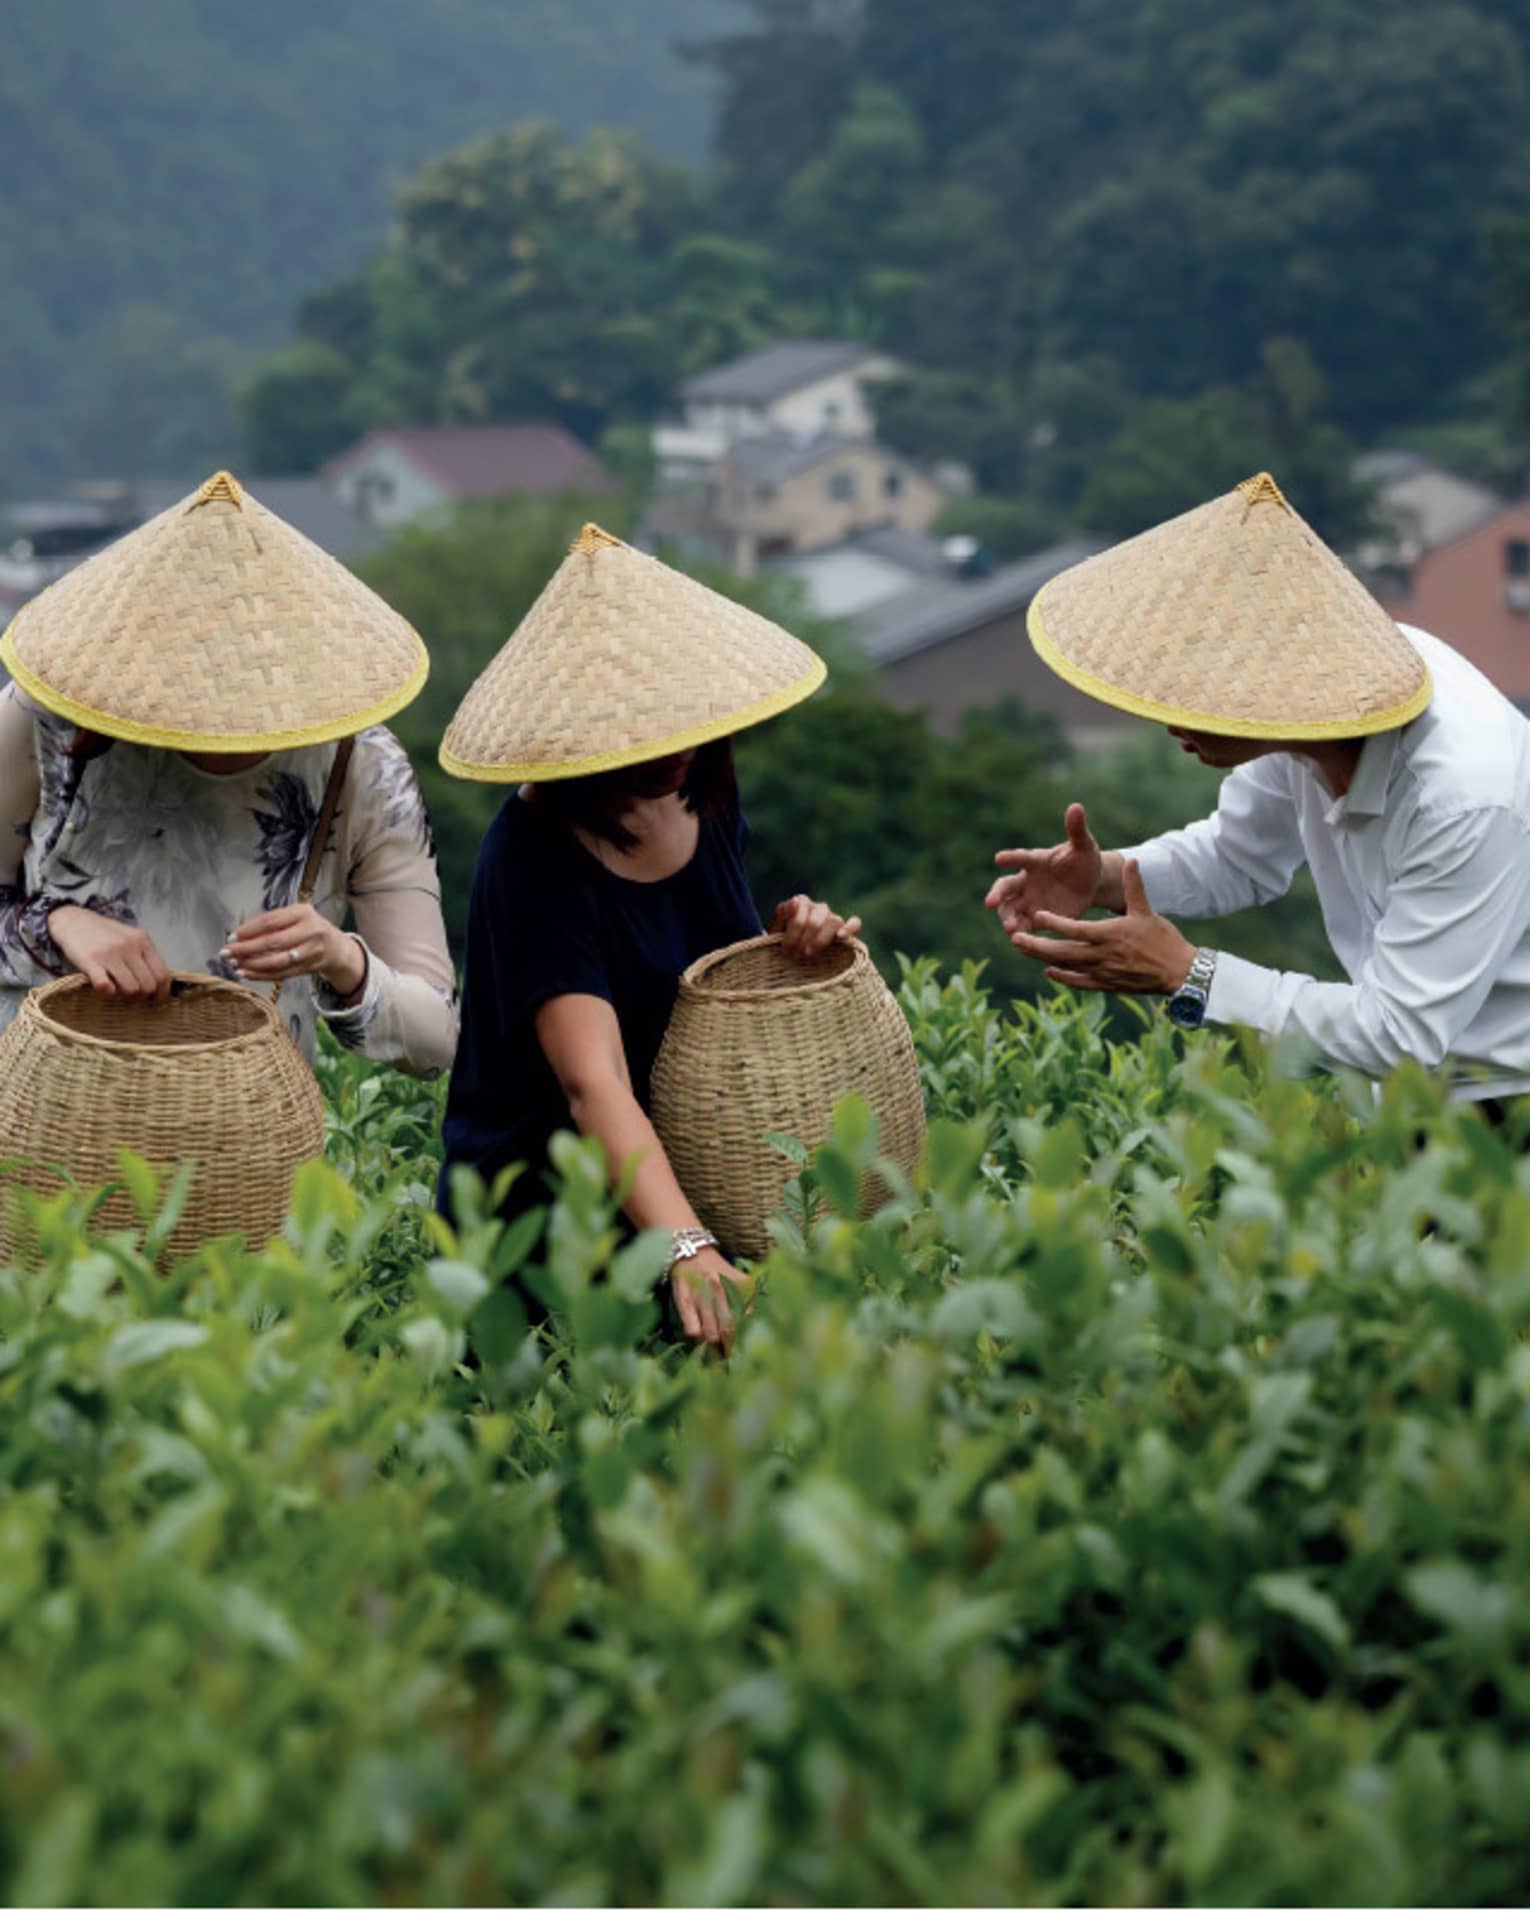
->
[224, 904, 367, 997]
[770, 894, 863, 959]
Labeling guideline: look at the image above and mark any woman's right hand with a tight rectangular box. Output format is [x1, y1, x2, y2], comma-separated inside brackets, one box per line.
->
[47, 905, 173, 1003]
[669, 1247, 753, 1355]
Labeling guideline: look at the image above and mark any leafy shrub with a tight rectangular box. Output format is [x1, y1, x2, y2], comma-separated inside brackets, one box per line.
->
[2, 975, 1528, 1905]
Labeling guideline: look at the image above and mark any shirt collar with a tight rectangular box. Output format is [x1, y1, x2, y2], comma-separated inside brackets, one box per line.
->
[1325, 726, 1400, 824]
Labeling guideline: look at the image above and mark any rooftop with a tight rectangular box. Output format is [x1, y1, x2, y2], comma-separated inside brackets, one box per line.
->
[324, 423, 617, 499]
[855, 538, 1104, 665]
[682, 340, 878, 408]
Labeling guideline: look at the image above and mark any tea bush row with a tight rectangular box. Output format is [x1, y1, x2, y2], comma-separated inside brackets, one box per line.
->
[1, 966, 1527, 1905]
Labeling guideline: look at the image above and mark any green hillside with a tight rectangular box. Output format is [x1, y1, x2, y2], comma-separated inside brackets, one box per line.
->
[0, 0, 727, 491]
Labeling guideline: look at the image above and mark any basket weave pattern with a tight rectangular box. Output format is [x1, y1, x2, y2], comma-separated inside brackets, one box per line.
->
[0, 975, 326, 1258]
[440, 526, 825, 781]
[1030, 476, 1429, 738]
[0, 476, 427, 749]
[650, 935, 926, 1259]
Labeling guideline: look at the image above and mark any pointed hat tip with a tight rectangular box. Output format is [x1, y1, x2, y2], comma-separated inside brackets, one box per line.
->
[1235, 471, 1288, 512]
[188, 470, 245, 512]
[569, 522, 623, 557]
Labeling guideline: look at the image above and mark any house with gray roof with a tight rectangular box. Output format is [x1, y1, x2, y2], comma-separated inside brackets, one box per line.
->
[771, 529, 1130, 749]
[655, 338, 902, 483]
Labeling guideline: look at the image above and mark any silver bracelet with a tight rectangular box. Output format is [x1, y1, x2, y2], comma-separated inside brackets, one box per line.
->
[669, 1226, 719, 1269]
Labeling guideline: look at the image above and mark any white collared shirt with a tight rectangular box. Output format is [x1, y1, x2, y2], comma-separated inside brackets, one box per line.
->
[1130, 625, 1530, 1098]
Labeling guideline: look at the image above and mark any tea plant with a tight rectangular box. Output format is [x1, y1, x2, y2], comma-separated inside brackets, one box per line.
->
[1, 973, 1527, 1905]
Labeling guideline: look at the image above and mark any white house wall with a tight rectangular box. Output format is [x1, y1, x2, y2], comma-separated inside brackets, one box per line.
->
[330, 441, 449, 528]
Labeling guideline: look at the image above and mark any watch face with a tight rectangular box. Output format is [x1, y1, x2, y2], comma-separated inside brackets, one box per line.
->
[1168, 989, 1207, 1031]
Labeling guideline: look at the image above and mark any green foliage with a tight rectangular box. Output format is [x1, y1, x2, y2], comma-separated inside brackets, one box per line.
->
[0, 0, 730, 491]
[737, 688, 1341, 1009]
[3, 980, 1530, 1903]
[240, 0, 1530, 529]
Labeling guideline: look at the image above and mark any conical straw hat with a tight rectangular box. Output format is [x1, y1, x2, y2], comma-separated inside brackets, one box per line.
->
[0, 472, 427, 751]
[1028, 473, 1431, 738]
[440, 524, 827, 782]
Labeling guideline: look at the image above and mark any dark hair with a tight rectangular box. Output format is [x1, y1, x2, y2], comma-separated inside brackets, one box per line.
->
[532, 738, 737, 852]
[67, 727, 114, 764]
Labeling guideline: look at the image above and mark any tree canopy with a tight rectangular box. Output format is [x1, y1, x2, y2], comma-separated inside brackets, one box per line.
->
[242, 0, 1530, 539]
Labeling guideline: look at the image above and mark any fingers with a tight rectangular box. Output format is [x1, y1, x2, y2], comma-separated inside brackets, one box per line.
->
[1122, 858, 1152, 914]
[992, 848, 1046, 873]
[1065, 802, 1094, 851]
[1031, 910, 1106, 941]
[774, 896, 856, 958]
[1044, 966, 1106, 992]
[670, 1266, 702, 1338]
[80, 958, 117, 997]
[232, 905, 307, 938]
[1009, 932, 1099, 964]
[673, 1265, 734, 1355]
[230, 939, 317, 979]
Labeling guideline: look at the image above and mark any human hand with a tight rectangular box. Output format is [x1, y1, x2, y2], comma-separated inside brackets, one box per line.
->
[1008, 859, 1196, 996]
[224, 904, 367, 997]
[669, 1247, 754, 1356]
[48, 905, 173, 1003]
[987, 802, 1103, 939]
[770, 894, 863, 959]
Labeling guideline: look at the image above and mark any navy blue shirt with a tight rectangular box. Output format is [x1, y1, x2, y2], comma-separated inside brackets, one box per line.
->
[441, 792, 762, 1220]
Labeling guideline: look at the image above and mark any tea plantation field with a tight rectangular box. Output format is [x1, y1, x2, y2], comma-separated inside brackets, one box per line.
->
[1, 965, 1527, 1905]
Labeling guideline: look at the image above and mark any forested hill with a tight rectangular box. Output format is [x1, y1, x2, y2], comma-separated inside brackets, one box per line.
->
[1, 0, 727, 492]
[242, 0, 1530, 547]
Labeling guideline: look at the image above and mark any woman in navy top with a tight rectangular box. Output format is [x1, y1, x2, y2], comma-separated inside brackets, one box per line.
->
[441, 739, 858, 1352]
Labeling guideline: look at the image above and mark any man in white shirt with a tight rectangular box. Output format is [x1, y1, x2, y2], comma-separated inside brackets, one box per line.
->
[989, 473, 1530, 1105]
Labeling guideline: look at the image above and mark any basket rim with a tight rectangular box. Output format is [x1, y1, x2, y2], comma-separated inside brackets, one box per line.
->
[676, 931, 867, 1002]
[24, 971, 285, 1057]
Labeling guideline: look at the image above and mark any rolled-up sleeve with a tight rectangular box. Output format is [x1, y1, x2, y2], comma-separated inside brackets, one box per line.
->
[1204, 803, 1530, 1077]
[1127, 756, 1308, 918]
[318, 732, 459, 1079]
[0, 683, 70, 991]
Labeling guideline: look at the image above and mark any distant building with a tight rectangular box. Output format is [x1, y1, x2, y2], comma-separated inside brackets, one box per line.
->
[654, 340, 900, 481]
[1353, 450, 1503, 579]
[323, 424, 617, 530]
[0, 495, 146, 625]
[1371, 496, 1530, 704]
[772, 528, 1128, 748]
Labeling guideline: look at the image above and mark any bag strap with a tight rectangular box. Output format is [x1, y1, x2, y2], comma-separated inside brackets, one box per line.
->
[298, 735, 354, 907]
[272, 736, 355, 1007]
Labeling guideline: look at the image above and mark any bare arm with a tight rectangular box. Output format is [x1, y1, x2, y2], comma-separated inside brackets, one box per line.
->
[535, 991, 751, 1351]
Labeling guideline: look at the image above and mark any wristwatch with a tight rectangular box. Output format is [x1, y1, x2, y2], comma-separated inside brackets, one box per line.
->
[1167, 947, 1218, 1030]
[669, 1226, 719, 1269]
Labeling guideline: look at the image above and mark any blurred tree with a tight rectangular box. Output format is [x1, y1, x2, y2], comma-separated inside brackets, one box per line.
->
[1080, 342, 1373, 546]
[238, 342, 358, 476]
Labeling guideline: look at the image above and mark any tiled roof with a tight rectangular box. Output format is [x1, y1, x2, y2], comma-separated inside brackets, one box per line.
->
[325, 424, 617, 498]
[682, 341, 877, 407]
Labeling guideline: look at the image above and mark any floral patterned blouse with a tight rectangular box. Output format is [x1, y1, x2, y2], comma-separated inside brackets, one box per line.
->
[0, 682, 459, 1077]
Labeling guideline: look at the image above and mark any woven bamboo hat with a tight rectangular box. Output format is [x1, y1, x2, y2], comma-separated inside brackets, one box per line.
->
[1028, 472, 1431, 739]
[0, 471, 428, 751]
[440, 524, 827, 781]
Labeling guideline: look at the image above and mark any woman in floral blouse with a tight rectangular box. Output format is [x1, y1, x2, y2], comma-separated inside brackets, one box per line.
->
[0, 472, 457, 1079]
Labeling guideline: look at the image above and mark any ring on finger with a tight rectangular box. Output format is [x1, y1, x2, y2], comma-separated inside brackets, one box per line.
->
[287, 945, 302, 966]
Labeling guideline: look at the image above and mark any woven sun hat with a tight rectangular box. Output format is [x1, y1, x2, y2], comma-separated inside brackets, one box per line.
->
[1028, 472, 1431, 739]
[439, 523, 827, 782]
[0, 471, 427, 752]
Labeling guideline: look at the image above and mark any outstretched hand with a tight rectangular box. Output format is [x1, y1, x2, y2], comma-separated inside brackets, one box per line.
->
[987, 802, 1104, 940]
[1008, 858, 1196, 996]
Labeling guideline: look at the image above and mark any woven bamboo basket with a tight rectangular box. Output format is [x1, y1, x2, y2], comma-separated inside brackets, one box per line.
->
[0, 974, 326, 1259]
[650, 934, 926, 1258]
